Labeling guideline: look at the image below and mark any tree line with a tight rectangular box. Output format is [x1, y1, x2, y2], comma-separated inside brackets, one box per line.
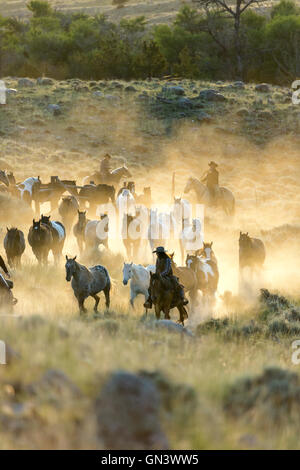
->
[0, 0, 299, 84]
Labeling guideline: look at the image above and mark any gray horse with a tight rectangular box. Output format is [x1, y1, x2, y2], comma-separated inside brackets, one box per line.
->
[65, 256, 110, 314]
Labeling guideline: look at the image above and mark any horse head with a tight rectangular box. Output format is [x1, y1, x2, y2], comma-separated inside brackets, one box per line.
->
[122, 262, 133, 285]
[65, 255, 77, 282]
[200, 242, 213, 260]
[239, 231, 250, 248]
[40, 214, 51, 226]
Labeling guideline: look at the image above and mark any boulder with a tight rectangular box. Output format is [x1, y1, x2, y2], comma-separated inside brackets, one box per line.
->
[199, 89, 226, 102]
[95, 371, 169, 450]
[18, 78, 34, 88]
[47, 104, 62, 116]
[124, 85, 137, 92]
[255, 83, 270, 93]
[36, 77, 54, 86]
[162, 85, 185, 96]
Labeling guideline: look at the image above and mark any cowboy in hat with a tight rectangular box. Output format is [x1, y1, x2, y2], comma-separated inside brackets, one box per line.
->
[144, 247, 188, 309]
[201, 161, 219, 203]
[100, 153, 112, 180]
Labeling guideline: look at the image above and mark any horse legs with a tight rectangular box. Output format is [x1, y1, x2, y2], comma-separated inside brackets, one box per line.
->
[92, 294, 100, 312]
[78, 297, 87, 314]
[104, 285, 110, 309]
[130, 287, 137, 309]
[177, 305, 188, 325]
[154, 303, 161, 320]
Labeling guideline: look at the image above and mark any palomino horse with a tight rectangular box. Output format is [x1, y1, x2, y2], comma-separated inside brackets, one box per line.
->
[149, 272, 188, 325]
[184, 177, 235, 216]
[65, 256, 111, 314]
[169, 253, 198, 310]
[122, 262, 155, 310]
[83, 165, 132, 186]
[186, 242, 219, 302]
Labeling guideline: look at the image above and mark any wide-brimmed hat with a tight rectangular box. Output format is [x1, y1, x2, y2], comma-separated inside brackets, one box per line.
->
[209, 161, 218, 167]
[104, 153, 111, 159]
[153, 246, 168, 254]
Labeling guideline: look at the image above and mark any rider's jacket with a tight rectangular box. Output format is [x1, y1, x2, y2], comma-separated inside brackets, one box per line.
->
[156, 256, 173, 277]
[100, 158, 111, 175]
[202, 168, 219, 188]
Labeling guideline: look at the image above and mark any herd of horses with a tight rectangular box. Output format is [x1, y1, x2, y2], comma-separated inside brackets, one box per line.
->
[0, 166, 265, 323]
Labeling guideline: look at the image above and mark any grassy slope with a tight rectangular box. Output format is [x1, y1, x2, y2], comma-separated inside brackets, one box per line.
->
[0, 78, 300, 449]
[0, 0, 184, 25]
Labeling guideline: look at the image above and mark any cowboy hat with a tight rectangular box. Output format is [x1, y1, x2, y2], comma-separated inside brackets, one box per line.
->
[152, 246, 168, 254]
[209, 161, 218, 167]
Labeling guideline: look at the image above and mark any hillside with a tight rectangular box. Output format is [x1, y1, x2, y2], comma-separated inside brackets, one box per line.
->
[0, 0, 184, 25]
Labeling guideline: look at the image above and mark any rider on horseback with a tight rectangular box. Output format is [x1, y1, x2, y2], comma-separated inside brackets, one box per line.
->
[144, 247, 188, 309]
[201, 161, 219, 203]
[100, 153, 112, 180]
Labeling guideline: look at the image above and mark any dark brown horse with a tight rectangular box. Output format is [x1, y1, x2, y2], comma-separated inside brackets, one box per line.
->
[40, 215, 66, 263]
[149, 272, 188, 325]
[4, 227, 25, 268]
[78, 183, 115, 214]
[58, 195, 79, 233]
[239, 232, 265, 271]
[28, 219, 53, 264]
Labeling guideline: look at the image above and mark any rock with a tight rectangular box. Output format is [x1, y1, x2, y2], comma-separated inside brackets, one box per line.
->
[93, 91, 104, 97]
[155, 319, 194, 336]
[199, 89, 226, 102]
[27, 369, 81, 398]
[95, 371, 169, 450]
[104, 94, 120, 102]
[196, 111, 212, 123]
[47, 104, 62, 116]
[233, 81, 245, 88]
[257, 110, 272, 120]
[111, 82, 123, 89]
[162, 86, 185, 96]
[36, 77, 54, 86]
[177, 97, 194, 108]
[255, 83, 270, 93]
[139, 370, 197, 413]
[18, 78, 34, 88]
[124, 85, 136, 92]
[236, 108, 250, 117]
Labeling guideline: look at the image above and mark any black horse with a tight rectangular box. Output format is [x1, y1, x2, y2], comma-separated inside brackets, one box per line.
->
[78, 184, 115, 214]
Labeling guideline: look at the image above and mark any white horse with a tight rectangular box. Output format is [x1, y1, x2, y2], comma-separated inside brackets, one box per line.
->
[85, 216, 109, 251]
[122, 262, 155, 310]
